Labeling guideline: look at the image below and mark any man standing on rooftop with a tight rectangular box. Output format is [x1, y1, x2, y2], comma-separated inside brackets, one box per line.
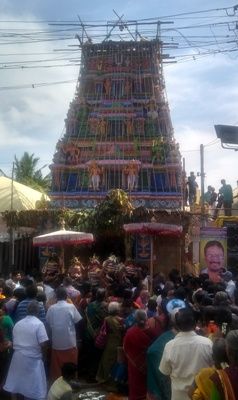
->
[219, 179, 233, 216]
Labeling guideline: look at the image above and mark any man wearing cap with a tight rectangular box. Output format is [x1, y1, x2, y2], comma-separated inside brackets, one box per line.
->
[159, 308, 213, 400]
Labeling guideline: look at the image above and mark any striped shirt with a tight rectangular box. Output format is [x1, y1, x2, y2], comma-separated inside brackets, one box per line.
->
[15, 298, 46, 325]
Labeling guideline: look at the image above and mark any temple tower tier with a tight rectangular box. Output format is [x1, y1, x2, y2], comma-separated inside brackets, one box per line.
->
[50, 39, 182, 209]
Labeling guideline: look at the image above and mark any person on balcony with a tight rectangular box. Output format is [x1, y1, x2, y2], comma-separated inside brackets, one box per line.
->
[187, 172, 198, 206]
[219, 179, 233, 216]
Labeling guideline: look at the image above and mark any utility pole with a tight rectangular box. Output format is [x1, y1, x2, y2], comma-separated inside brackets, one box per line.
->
[200, 144, 205, 226]
[182, 157, 186, 212]
[9, 162, 15, 268]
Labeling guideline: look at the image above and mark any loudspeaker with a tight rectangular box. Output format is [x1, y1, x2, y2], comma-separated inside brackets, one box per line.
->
[227, 225, 238, 252]
[223, 221, 238, 268]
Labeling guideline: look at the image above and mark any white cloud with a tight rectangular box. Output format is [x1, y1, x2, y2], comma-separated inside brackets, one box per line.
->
[0, 14, 78, 175]
[163, 52, 238, 191]
[1, 1, 238, 194]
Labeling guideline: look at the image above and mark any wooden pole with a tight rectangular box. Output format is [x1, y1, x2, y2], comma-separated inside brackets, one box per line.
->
[182, 157, 186, 212]
[200, 144, 205, 227]
[60, 245, 65, 274]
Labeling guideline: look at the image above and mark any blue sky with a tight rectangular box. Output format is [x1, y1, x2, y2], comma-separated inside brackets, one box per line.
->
[0, 0, 238, 193]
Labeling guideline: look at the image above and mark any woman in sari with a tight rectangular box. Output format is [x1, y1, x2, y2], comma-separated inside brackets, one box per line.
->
[146, 301, 167, 341]
[190, 338, 229, 400]
[123, 309, 153, 400]
[82, 288, 107, 381]
[210, 329, 238, 400]
[147, 329, 175, 400]
[0, 300, 13, 390]
[96, 301, 124, 385]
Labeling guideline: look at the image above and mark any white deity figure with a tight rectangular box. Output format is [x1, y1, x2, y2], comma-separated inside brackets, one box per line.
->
[124, 161, 139, 191]
[88, 162, 102, 191]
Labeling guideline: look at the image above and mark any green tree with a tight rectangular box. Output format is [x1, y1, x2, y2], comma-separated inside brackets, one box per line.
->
[87, 189, 133, 236]
[14, 152, 51, 193]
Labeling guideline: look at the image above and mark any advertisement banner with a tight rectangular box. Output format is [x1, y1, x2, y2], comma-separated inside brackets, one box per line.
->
[200, 227, 227, 282]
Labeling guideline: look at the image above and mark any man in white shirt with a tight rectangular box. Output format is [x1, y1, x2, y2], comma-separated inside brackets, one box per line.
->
[4, 300, 48, 400]
[159, 308, 213, 400]
[46, 286, 82, 381]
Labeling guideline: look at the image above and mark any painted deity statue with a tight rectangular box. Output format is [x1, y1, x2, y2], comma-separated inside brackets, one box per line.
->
[125, 119, 133, 135]
[88, 161, 103, 191]
[87, 255, 102, 287]
[68, 257, 86, 282]
[97, 59, 103, 71]
[102, 254, 121, 285]
[147, 98, 158, 120]
[104, 78, 111, 96]
[169, 142, 181, 164]
[124, 79, 131, 96]
[124, 161, 139, 191]
[98, 118, 107, 135]
[42, 252, 61, 283]
[89, 118, 98, 135]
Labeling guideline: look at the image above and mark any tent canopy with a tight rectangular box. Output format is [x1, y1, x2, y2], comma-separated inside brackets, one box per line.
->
[0, 176, 49, 212]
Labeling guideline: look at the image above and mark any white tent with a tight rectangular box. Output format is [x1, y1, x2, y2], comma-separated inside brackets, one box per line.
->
[0, 176, 49, 212]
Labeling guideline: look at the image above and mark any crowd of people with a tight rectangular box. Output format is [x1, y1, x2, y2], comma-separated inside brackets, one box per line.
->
[0, 255, 238, 400]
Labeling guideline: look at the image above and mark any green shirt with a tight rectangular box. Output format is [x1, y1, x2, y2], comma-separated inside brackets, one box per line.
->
[0, 315, 14, 341]
[220, 184, 233, 202]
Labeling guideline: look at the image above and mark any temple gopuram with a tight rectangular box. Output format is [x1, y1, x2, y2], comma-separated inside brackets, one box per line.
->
[50, 19, 182, 210]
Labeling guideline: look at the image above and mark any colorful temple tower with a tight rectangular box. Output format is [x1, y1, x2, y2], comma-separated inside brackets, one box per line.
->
[50, 24, 182, 209]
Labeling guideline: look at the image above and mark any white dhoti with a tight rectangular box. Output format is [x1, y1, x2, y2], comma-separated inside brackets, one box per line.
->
[4, 350, 47, 400]
[127, 174, 136, 190]
[91, 174, 100, 190]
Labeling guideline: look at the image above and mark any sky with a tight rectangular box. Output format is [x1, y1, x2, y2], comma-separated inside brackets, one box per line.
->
[0, 0, 238, 193]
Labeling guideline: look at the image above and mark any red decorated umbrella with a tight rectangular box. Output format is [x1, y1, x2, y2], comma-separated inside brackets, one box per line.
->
[123, 222, 183, 292]
[123, 222, 183, 236]
[33, 230, 94, 247]
[33, 227, 94, 272]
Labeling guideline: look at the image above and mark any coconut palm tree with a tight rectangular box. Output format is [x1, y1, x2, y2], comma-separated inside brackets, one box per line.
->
[14, 152, 51, 193]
